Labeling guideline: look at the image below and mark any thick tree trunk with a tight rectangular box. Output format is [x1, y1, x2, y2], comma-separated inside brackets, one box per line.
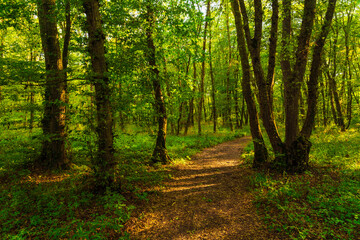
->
[146, 5, 170, 164]
[282, 0, 317, 146]
[231, 0, 268, 167]
[37, 0, 69, 170]
[83, 0, 115, 188]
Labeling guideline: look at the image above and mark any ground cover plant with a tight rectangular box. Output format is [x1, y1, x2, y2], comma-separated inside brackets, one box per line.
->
[247, 125, 360, 239]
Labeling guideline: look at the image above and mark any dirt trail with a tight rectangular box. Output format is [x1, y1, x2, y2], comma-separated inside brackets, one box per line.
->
[125, 136, 281, 239]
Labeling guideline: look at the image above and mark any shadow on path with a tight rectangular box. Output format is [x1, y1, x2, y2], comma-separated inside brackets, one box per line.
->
[125, 136, 283, 240]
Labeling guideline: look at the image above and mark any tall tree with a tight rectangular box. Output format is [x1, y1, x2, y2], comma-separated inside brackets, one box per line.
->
[83, 0, 115, 188]
[36, 0, 69, 170]
[209, 15, 217, 133]
[237, 0, 336, 171]
[146, 4, 171, 164]
[231, 0, 268, 167]
[225, 1, 233, 131]
[198, 0, 211, 135]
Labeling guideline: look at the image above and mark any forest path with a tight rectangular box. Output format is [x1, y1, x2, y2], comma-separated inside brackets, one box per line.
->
[125, 136, 281, 239]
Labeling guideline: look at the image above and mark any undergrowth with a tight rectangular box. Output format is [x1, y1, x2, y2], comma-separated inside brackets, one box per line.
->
[0, 125, 247, 239]
[247, 127, 360, 239]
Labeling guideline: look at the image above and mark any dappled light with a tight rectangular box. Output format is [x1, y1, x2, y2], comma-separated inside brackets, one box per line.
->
[1, 0, 359, 239]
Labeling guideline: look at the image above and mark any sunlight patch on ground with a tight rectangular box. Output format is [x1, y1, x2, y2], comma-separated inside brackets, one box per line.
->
[163, 183, 218, 193]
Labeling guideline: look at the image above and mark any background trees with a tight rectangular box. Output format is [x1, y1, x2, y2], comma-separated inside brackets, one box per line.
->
[0, 0, 359, 179]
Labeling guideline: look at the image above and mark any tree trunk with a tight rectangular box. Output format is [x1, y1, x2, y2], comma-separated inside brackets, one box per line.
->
[326, 70, 345, 130]
[37, 0, 69, 170]
[240, 95, 245, 127]
[146, 5, 171, 164]
[234, 65, 241, 129]
[83, 0, 115, 188]
[320, 77, 327, 126]
[231, 0, 268, 167]
[198, 0, 211, 135]
[301, 0, 337, 139]
[239, 0, 283, 154]
[282, 0, 317, 146]
[225, 4, 233, 131]
[209, 19, 217, 133]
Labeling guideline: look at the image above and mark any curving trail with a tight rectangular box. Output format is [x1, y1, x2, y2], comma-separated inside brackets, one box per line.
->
[125, 136, 283, 240]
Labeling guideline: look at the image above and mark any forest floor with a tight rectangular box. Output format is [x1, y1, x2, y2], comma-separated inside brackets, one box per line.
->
[125, 136, 284, 240]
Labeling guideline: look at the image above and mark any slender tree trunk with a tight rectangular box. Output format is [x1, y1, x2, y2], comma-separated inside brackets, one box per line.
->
[301, 0, 337, 135]
[266, 0, 279, 113]
[29, 83, 35, 130]
[177, 57, 191, 135]
[184, 99, 193, 135]
[198, 0, 211, 135]
[234, 65, 241, 129]
[231, 0, 268, 167]
[240, 95, 245, 127]
[343, 15, 353, 129]
[209, 19, 217, 133]
[62, 0, 71, 156]
[176, 102, 183, 135]
[37, 0, 69, 170]
[320, 77, 327, 126]
[326, 70, 345, 130]
[146, 5, 170, 164]
[239, 0, 283, 154]
[83, 0, 115, 188]
[225, 4, 233, 131]
[28, 50, 35, 131]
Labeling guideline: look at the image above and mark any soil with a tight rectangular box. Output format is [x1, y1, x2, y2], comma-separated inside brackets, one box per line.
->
[125, 136, 283, 240]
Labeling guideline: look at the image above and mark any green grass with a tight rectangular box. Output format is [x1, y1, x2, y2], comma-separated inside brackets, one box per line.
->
[0, 125, 248, 239]
[249, 126, 360, 240]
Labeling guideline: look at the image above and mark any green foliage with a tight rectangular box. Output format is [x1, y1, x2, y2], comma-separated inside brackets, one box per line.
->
[250, 128, 360, 239]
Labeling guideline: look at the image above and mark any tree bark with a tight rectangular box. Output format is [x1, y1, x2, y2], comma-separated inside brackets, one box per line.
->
[198, 0, 211, 135]
[83, 0, 115, 188]
[37, 0, 69, 170]
[283, 0, 317, 146]
[231, 0, 268, 167]
[209, 20, 217, 133]
[326, 67, 345, 131]
[225, 2, 233, 131]
[239, 0, 283, 154]
[301, 0, 337, 138]
[146, 5, 171, 164]
[266, 0, 279, 112]
[234, 64, 241, 129]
